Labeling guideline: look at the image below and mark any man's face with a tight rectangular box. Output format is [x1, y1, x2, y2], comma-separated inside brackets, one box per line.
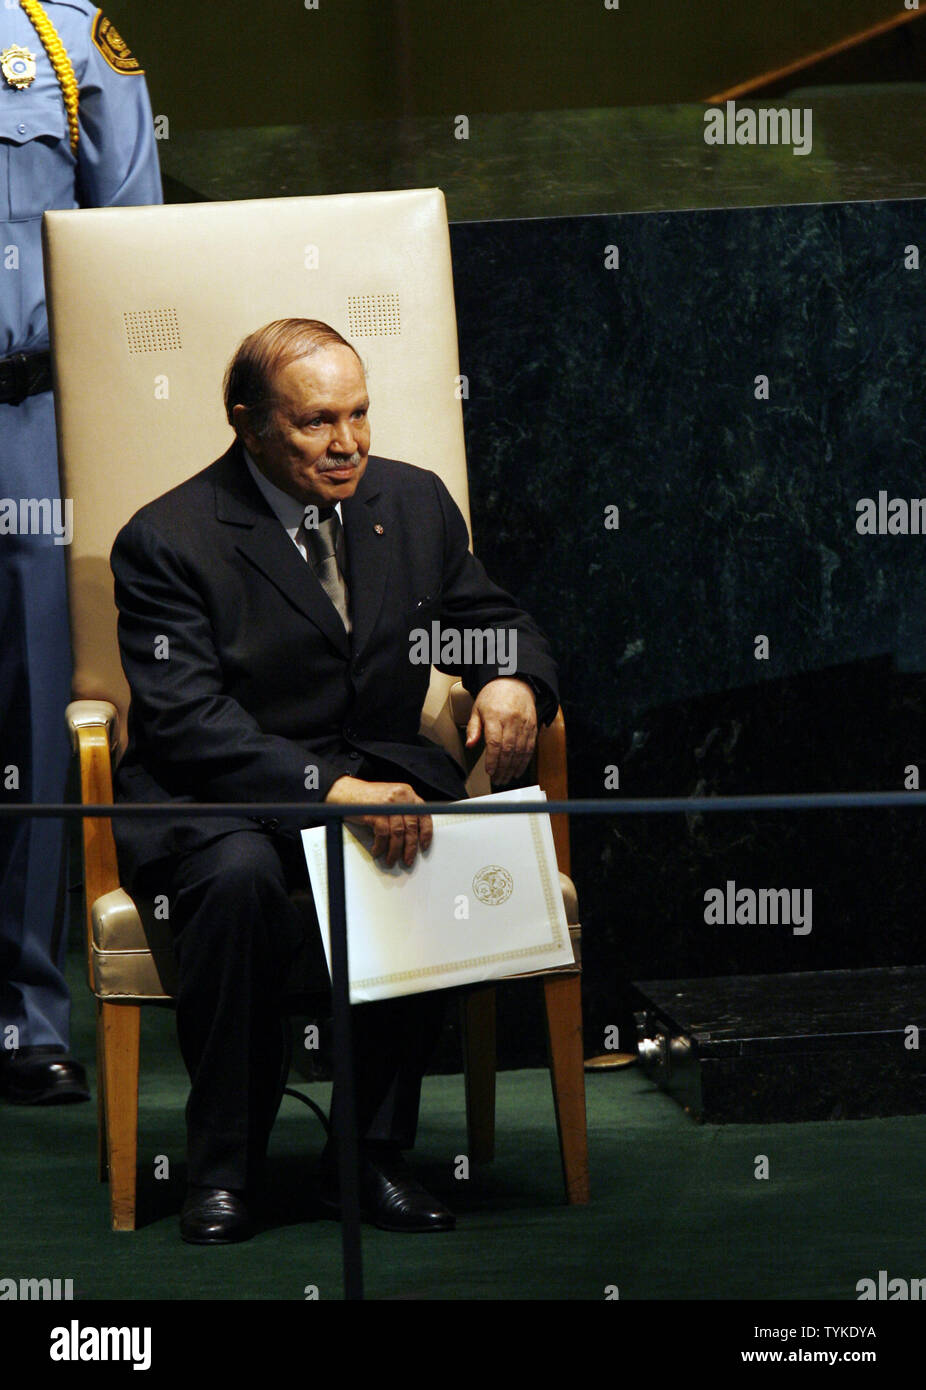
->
[239, 344, 370, 507]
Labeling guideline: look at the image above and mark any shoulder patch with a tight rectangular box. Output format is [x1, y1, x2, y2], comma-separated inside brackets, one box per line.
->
[91, 11, 143, 74]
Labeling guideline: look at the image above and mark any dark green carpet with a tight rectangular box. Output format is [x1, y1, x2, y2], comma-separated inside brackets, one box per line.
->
[3, 948, 924, 1302]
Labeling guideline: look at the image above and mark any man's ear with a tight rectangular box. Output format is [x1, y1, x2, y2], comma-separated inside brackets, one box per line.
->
[231, 403, 258, 455]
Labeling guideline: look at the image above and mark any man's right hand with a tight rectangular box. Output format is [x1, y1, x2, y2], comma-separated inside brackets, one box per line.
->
[325, 777, 433, 868]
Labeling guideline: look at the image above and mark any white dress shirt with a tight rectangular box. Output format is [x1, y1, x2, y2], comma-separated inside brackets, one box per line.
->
[243, 447, 342, 563]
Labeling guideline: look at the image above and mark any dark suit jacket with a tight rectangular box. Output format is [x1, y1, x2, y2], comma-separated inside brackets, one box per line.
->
[110, 441, 559, 887]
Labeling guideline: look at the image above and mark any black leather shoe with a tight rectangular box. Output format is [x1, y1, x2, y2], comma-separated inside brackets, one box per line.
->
[180, 1187, 252, 1245]
[0, 1047, 90, 1105]
[319, 1143, 456, 1233]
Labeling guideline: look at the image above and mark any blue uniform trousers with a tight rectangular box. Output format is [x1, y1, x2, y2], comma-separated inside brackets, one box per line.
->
[0, 388, 73, 1048]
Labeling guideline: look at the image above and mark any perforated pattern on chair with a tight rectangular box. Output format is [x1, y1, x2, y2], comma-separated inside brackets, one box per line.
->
[123, 308, 182, 354]
[347, 292, 401, 338]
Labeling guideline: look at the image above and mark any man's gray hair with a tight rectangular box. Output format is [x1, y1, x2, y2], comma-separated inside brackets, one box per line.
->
[223, 318, 360, 439]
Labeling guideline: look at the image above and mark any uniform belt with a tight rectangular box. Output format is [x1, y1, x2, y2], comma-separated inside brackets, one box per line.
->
[0, 351, 53, 405]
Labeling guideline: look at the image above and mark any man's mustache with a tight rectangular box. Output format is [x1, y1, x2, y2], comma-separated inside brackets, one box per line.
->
[316, 453, 363, 473]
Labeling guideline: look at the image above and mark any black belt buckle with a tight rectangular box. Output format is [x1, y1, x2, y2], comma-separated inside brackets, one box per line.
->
[0, 352, 29, 406]
[0, 351, 51, 405]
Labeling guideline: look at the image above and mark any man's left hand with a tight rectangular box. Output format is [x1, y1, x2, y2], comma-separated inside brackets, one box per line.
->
[465, 678, 538, 786]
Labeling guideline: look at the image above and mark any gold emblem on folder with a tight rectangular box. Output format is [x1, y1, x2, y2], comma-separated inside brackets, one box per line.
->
[1, 45, 37, 89]
[473, 865, 514, 906]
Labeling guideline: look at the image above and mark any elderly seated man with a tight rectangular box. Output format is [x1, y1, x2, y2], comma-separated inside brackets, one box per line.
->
[110, 318, 559, 1244]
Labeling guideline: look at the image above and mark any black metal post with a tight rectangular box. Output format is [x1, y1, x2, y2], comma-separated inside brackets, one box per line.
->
[325, 816, 364, 1301]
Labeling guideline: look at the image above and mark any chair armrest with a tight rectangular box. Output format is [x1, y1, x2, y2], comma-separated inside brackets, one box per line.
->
[65, 701, 122, 977]
[449, 681, 474, 727]
[66, 699, 119, 754]
[537, 708, 569, 877]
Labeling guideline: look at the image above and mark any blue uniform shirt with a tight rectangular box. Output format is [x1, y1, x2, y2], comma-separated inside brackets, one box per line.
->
[0, 0, 162, 356]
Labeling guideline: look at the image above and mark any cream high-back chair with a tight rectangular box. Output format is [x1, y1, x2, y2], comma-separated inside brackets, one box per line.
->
[43, 188, 587, 1230]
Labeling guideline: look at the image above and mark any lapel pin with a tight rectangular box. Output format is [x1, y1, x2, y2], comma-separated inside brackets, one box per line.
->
[373, 522, 384, 534]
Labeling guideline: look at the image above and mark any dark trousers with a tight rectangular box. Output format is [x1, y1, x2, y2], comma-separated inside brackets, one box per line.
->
[0, 392, 73, 1050]
[140, 816, 447, 1192]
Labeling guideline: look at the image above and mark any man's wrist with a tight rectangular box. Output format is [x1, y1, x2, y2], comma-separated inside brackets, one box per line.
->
[513, 673, 557, 724]
[326, 774, 357, 801]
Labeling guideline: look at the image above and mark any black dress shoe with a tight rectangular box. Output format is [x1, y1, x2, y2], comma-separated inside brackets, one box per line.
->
[319, 1143, 456, 1233]
[180, 1187, 252, 1245]
[0, 1047, 90, 1105]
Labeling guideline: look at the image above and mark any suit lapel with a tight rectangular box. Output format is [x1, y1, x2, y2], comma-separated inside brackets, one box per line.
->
[212, 442, 351, 657]
[342, 458, 392, 661]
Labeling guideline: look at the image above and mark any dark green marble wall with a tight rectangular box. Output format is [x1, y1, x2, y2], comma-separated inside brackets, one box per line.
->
[449, 201, 926, 1055]
[158, 94, 926, 221]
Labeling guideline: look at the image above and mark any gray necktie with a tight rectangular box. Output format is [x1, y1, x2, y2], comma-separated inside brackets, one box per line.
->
[303, 508, 351, 633]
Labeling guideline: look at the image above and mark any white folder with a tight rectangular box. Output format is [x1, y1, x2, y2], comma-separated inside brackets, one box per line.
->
[301, 786, 574, 1002]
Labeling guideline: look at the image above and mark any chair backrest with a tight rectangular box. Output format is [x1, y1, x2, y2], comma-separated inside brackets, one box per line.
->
[43, 188, 471, 755]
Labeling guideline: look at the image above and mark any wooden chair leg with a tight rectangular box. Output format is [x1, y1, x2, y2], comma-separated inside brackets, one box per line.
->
[543, 973, 590, 1204]
[461, 985, 497, 1165]
[96, 1001, 108, 1183]
[99, 1001, 141, 1231]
